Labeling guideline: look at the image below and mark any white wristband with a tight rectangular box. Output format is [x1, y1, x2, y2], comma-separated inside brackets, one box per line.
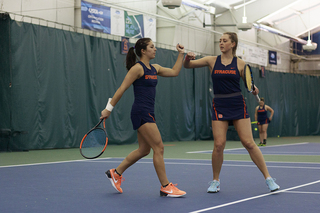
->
[105, 98, 114, 112]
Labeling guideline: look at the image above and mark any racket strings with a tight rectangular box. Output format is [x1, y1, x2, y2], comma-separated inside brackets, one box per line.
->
[81, 128, 107, 158]
[83, 129, 106, 147]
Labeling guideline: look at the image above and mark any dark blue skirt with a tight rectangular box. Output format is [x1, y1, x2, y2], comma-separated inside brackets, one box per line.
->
[212, 95, 249, 123]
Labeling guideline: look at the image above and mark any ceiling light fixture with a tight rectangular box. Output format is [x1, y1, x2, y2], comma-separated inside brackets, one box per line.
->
[236, 0, 253, 31]
[161, 0, 182, 9]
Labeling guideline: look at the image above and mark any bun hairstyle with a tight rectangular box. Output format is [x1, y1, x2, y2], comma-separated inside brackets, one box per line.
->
[223, 32, 238, 57]
[126, 38, 152, 71]
[260, 97, 265, 102]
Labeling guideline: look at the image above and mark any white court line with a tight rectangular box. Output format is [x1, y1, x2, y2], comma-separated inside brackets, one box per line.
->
[0, 158, 112, 168]
[283, 191, 320, 195]
[186, 150, 212, 154]
[259, 142, 309, 148]
[186, 142, 309, 154]
[223, 164, 320, 170]
[189, 180, 320, 213]
[91, 160, 320, 170]
[256, 152, 320, 154]
[187, 147, 244, 154]
[2, 155, 320, 169]
[100, 157, 320, 164]
[163, 158, 320, 165]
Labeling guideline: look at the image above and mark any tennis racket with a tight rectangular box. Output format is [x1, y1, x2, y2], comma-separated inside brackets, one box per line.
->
[80, 119, 108, 159]
[244, 64, 260, 102]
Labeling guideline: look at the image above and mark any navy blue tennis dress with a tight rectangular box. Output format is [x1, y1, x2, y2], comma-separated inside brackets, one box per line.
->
[131, 61, 158, 130]
[211, 55, 249, 123]
[257, 105, 270, 125]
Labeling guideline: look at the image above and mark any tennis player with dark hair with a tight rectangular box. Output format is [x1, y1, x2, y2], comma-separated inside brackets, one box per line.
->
[183, 32, 279, 193]
[255, 97, 274, 146]
[100, 38, 186, 197]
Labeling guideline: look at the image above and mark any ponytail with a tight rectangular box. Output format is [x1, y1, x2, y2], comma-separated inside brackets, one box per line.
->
[126, 38, 152, 71]
[126, 47, 136, 71]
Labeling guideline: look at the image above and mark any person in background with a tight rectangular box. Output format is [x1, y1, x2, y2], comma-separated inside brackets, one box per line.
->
[255, 97, 274, 146]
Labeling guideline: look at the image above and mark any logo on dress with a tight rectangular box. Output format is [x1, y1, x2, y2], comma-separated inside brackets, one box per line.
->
[218, 114, 223, 118]
[214, 70, 236, 75]
[145, 75, 157, 79]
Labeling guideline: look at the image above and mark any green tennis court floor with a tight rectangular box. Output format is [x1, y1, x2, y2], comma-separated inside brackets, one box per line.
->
[1, 136, 319, 167]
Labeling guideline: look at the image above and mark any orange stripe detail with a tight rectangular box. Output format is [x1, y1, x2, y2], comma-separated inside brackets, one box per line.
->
[242, 96, 247, 118]
[148, 113, 155, 122]
[212, 99, 218, 120]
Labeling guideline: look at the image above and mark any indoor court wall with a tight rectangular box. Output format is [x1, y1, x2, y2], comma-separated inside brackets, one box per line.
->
[1, 15, 319, 151]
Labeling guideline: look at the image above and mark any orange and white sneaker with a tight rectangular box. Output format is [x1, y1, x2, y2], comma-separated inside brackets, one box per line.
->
[160, 183, 186, 197]
[105, 169, 125, 193]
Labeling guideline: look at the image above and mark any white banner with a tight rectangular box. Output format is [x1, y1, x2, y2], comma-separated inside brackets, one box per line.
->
[236, 42, 268, 66]
[143, 16, 156, 42]
[110, 8, 125, 36]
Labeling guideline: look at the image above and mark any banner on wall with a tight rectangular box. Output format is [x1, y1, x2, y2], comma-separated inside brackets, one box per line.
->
[110, 8, 125, 36]
[144, 15, 156, 41]
[125, 11, 144, 38]
[121, 37, 129, 54]
[236, 42, 268, 66]
[277, 54, 281, 65]
[81, 1, 156, 40]
[81, 0, 111, 34]
[269, 50, 277, 65]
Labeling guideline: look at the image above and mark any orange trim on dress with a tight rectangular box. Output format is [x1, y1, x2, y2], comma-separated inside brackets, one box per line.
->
[242, 96, 247, 118]
[148, 113, 155, 122]
[212, 99, 219, 120]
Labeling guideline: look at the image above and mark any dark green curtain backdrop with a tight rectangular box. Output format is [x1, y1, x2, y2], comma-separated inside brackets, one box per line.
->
[242, 69, 320, 137]
[1, 16, 319, 150]
[0, 14, 11, 129]
[0, 13, 11, 151]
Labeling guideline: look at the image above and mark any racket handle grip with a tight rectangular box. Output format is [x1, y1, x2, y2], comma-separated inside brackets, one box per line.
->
[255, 95, 260, 102]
